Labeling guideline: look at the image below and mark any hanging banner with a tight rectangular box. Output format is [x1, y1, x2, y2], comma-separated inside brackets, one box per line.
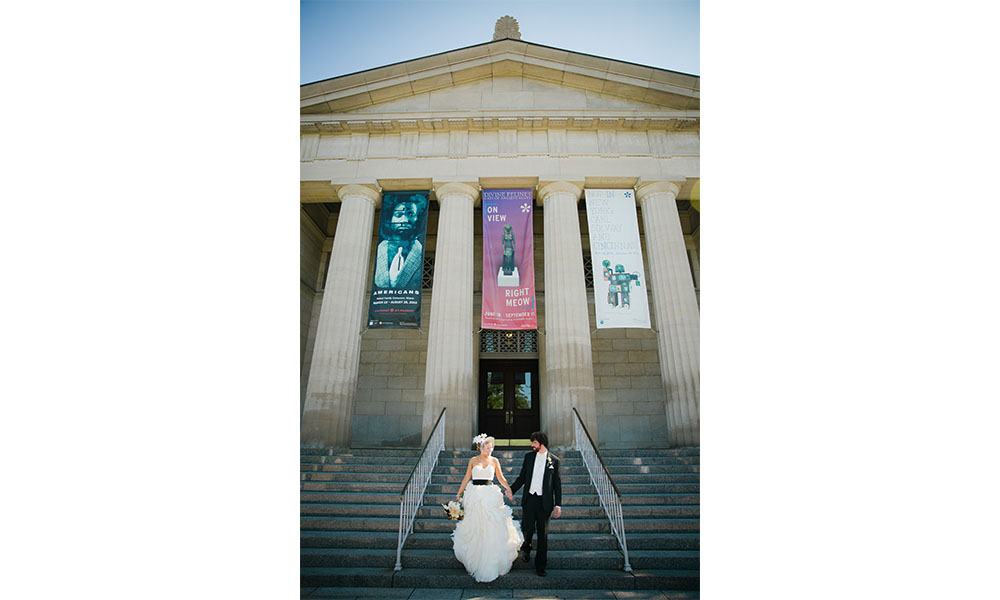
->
[481, 189, 537, 330]
[585, 189, 651, 329]
[367, 190, 430, 329]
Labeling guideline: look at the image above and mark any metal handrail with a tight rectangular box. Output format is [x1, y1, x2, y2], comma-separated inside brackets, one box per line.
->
[394, 407, 446, 571]
[572, 407, 632, 572]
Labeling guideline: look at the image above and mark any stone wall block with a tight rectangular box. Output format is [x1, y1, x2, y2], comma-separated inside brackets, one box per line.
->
[612, 339, 643, 351]
[376, 339, 407, 352]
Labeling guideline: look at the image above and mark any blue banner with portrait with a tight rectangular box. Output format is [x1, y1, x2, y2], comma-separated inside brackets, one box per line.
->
[367, 190, 430, 329]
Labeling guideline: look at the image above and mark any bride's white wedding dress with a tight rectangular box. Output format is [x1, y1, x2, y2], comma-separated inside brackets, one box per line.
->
[452, 464, 524, 582]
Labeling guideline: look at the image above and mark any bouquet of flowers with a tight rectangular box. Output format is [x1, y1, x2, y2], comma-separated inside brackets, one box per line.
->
[442, 500, 464, 521]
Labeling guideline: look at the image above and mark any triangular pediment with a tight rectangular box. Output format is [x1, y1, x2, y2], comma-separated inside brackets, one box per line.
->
[337, 76, 669, 114]
[301, 39, 698, 115]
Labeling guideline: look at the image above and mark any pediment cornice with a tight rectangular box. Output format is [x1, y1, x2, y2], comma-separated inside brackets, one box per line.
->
[300, 114, 699, 134]
[301, 39, 699, 114]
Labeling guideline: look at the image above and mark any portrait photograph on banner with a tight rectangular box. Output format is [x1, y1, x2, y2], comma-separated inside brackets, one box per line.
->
[585, 189, 651, 329]
[367, 190, 429, 329]
[481, 188, 537, 330]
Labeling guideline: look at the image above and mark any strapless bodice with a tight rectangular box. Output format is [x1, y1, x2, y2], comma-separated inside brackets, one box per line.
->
[471, 464, 495, 480]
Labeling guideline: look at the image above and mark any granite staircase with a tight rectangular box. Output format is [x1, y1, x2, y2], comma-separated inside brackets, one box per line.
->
[301, 447, 699, 592]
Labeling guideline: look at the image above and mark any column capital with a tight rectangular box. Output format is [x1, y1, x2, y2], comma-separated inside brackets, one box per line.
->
[635, 181, 682, 202]
[433, 182, 481, 207]
[336, 184, 382, 209]
[537, 181, 583, 206]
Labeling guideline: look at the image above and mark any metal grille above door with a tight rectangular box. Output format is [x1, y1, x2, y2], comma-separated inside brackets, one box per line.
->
[479, 329, 538, 355]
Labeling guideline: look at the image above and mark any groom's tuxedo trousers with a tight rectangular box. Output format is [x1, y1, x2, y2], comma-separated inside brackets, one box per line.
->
[520, 493, 551, 570]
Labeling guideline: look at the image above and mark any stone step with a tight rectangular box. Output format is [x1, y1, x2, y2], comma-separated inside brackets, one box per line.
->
[300, 567, 699, 590]
[432, 448, 699, 458]
[299, 491, 402, 505]
[298, 447, 700, 592]
[404, 493, 700, 507]
[301, 547, 699, 571]
[422, 483, 698, 495]
[620, 493, 701, 505]
[433, 457, 700, 467]
[415, 505, 700, 520]
[300, 472, 618, 484]
[300, 456, 425, 466]
[428, 473, 697, 485]
[299, 589, 700, 600]
[410, 518, 699, 534]
[302, 516, 697, 534]
[430, 464, 701, 476]
[300, 474, 700, 494]
[300, 481, 406, 493]
[593, 448, 700, 457]
[300, 531, 700, 551]
[298, 491, 641, 507]
[300, 448, 424, 457]
[300, 464, 415, 473]
[423, 492, 569, 506]
[300, 472, 413, 483]
[407, 531, 702, 551]
[301, 517, 403, 532]
[433, 474, 606, 484]
[299, 503, 700, 520]
[298, 467, 701, 487]
[300, 491, 594, 506]
[300, 456, 699, 470]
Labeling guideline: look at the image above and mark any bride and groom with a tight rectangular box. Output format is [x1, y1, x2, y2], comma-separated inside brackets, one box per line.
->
[451, 431, 563, 582]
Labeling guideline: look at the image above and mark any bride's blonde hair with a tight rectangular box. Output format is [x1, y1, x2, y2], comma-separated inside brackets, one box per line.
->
[476, 436, 496, 451]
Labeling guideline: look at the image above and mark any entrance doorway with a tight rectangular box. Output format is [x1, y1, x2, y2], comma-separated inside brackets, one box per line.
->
[478, 359, 539, 443]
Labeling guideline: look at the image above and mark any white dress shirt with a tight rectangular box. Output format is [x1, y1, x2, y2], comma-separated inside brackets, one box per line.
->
[529, 450, 547, 496]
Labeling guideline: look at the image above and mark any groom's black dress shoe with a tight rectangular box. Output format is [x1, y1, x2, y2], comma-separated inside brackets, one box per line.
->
[536, 569, 546, 577]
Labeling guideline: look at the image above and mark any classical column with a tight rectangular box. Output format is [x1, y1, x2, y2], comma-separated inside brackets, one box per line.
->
[422, 182, 479, 449]
[635, 181, 700, 447]
[301, 184, 381, 447]
[538, 181, 597, 448]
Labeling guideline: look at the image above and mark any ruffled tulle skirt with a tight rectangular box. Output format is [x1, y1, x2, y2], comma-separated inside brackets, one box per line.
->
[451, 484, 524, 582]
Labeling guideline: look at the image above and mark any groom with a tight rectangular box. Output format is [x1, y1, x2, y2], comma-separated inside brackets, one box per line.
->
[506, 431, 562, 577]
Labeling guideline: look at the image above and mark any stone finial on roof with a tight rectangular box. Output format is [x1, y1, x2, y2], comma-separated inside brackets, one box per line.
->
[493, 15, 521, 40]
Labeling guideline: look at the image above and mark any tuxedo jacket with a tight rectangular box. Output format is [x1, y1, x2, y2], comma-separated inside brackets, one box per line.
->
[374, 239, 423, 289]
[509, 451, 562, 513]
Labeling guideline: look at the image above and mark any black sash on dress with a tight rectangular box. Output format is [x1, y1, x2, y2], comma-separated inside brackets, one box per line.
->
[472, 480, 489, 485]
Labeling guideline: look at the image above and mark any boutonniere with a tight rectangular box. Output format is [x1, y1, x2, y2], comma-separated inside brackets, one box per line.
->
[546, 455, 554, 469]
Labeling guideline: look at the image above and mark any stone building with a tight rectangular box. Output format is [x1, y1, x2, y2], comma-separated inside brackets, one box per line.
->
[300, 24, 699, 451]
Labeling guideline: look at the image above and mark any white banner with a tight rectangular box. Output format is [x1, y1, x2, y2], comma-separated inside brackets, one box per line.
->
[585, 189, 651, 329]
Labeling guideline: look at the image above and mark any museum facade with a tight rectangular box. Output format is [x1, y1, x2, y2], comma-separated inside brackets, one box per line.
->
[300, 30, 699, 451]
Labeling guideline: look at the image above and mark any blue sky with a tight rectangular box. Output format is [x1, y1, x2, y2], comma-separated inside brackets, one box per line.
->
[301, 0, 699, 84]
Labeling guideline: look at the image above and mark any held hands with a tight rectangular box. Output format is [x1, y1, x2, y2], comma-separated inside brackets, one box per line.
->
[504, 487, 514, 501]
[553, 506, 562, 519]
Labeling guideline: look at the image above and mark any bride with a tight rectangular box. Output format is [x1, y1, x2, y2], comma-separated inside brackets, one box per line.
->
[452, 434, 524, 582]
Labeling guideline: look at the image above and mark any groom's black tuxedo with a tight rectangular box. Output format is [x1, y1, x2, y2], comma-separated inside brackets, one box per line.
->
[509, 451, 562, 512]
[509, 450, 562, 572]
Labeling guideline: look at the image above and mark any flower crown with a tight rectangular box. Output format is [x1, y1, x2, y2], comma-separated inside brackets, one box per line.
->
[472, 433, 489, 447]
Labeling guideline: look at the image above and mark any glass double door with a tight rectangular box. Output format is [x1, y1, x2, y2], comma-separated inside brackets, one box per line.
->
[478, 359, 539, 440]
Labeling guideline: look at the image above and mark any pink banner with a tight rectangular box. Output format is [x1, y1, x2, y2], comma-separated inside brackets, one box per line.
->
[481, 189, 537, 330]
